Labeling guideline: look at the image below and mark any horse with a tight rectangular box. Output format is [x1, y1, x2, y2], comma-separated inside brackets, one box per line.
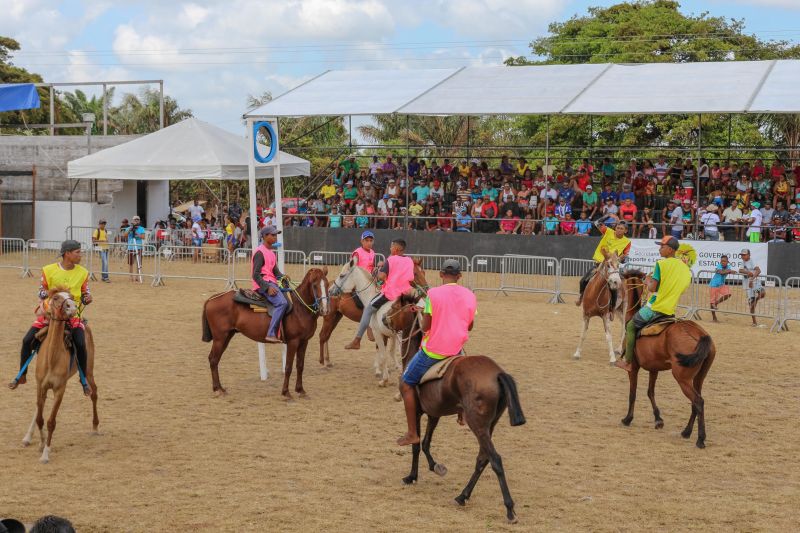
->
[573, 252, 626, 364]
[387, 294, 527, 524]
[21, 289, 99, 463]
[201, 268, 330, 400]
[619, 270, 716, 448]
[320, 258, 381, 368]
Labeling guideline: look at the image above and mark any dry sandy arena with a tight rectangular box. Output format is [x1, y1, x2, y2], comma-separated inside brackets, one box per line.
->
[1, 264, 798, 532]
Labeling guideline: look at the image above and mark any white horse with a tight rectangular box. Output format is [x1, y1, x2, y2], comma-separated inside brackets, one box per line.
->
[330, 259, 401, 385]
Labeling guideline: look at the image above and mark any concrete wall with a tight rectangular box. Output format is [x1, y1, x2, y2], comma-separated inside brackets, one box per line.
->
[35, 200, 94, 241]
[283, 227, 800, 280]
[0, 134, 138, 203]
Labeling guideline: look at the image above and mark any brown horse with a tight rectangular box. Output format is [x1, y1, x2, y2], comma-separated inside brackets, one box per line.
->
[201, 268, 330, 399]
[574, 252, 625, 363]
[620, 271, 716, 448]
[21, 289, 99, 463]
[387, 294, 526, 524]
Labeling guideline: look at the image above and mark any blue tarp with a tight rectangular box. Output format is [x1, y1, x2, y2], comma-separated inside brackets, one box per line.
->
[0, 83, 41, 112]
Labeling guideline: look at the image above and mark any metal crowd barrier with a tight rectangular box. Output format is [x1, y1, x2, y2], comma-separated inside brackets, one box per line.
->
[0, 238, 27, 275]
[154, 244, 230, 287]
[501, 254, 559, 299]
[65, 226, 116, 246]
[410, 254, 470, 287]
[470, 255, 505, 292]
[88, 242, 158, 284]
[556, 258, 596, 302]
[24, 240, 91, 277]
[689, 270, 782, 330]
[777, 277, 800, 331]
[228, 248, 308, 289]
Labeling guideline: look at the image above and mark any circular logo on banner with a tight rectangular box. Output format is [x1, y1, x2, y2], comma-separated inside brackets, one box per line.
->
[253, 121, 277, 163]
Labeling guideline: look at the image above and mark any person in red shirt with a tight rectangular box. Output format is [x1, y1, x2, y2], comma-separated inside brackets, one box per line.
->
[770, 158, 786, 182]
[576, 171, 591, 192]
[479, 195, 499, 233]
[619, 198, 638, 226]
[752, 159, 766, 179]
[633, 172, 647, 201]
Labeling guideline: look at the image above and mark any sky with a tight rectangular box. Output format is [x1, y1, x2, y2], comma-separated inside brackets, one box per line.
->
[2, 0, 799, 134]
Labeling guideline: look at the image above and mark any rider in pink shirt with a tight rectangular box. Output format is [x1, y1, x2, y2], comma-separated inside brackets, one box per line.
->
[397, 259, 477, 446]
[351, 230, 376, 271]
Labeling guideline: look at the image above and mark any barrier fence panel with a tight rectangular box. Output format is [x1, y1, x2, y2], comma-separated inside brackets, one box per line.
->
[306, 250, 386, 278]
[779, 277, 800, 331]
[470, 255, 504, 292]
[155, 244, 230, 287]
[25, 240, 91, 277]
[0, 238, 26, 274]
[409, 254, 470, 287]
[66, 226, 117, 247]
[230, 249, 308, 289]
[501, 255, 559, 298]
[88, 242, 157, 283]
[557, 258, 596, 299]
[691, 270, 782, 329]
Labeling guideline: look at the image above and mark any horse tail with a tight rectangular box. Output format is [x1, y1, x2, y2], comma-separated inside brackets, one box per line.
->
[497, 373, 526, 427]
[201, 302, 213, 343]
[676, 335, 713, 368]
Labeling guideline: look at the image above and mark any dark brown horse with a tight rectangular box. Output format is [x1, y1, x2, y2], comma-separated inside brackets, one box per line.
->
[387, 294, 526, 524]
[201, 268, 330, 399]
[620, 271, 716, 448]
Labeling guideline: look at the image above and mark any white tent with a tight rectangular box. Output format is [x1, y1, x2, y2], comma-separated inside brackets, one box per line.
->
[67, 117, 310, 180]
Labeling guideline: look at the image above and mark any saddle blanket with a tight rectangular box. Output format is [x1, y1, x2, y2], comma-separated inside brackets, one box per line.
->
[233, 289, 293, 315]
[640, 317, 681, 337]
[419, 355, 463, 385]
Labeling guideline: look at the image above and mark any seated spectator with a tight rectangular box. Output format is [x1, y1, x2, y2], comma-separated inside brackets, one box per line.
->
[602, 197, 619, 218]
[458, 158, 470, 178]
[601, 157, 616, 184]
[425, 206, 438, 231]
[560, 212, 576, 235]
[520, 169, 534, 190]
[774, 174, 791, 208]
[437, 210, 453, 232]
[517, 184, 532, 210]
[516, 157, 529, 179]
[543, 214, 559, 235]
[343, 207, 355, 228]
[582, 185, 599, 219]
[497, 209, 521, 234]
[329, 206, 342, 228]
[575, 210, 592, 236]
[385, 178, 399, 198]
[455, 208, 472, 232]
[555, 197, 572, 220]
[412, 179, 430, 204]
[519, 212, 537, 235]
[600, 184, 618, 204]
[479, 195, 499, 232]
[700, 204, 720, 240]
[619, 198, 638, 225]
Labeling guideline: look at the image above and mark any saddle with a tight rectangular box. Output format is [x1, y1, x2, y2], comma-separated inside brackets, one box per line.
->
[351, 291, 364, 310]
[419, 355, 463, 385]
[639, 316, 681, 337]
[234, 289, 293, 315]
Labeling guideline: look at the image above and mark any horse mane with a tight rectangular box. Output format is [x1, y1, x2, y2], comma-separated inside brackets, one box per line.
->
[621, 269, 645, 279]
[48, 286, 71, 298]
[207, 290, 235, 301]
[398, 292, 418, 306]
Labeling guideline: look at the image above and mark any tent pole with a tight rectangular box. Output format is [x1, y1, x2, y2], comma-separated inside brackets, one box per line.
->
[246, 118, 269, 381]
[545, 115, 551, 173]
[697, 113, 702, 204]
[405, 115, 410, 230]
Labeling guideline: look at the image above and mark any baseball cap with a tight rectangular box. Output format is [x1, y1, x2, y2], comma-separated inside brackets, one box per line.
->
[440, 259, 462, 275]
[790, 204, 797, 209]
[361, 230, 374, 240]
[655, 235, 679, 250]
[751, 201, 761, 208]
[586, 185, 593, 189]
[383, 194, 389, 199]
[259, 225, 281, 237]
[60, 239, 82, 255]
[740, 248, 751, 255]
[99, 219, 107, 224]
[0, 518, 25, 533]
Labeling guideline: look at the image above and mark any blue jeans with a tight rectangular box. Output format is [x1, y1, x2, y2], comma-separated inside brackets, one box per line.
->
[99, 250, 109, 280]
[671, 229, 683, 239]
[402, 349, 440, 386]
[257, 282, 289, 337]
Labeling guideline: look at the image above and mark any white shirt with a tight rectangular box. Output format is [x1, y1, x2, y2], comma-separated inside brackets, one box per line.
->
[540, 188, 558, 201]
[377, 199, 392, 215]
[747, 209, 763, 235]
[188, 204, 204, 220]
[670, 206, 684, 232]
[722, 207, 742, 223]
[191, 222, 205, 239]
[700, 212, 720, 233]
[262, 215, 276, 227]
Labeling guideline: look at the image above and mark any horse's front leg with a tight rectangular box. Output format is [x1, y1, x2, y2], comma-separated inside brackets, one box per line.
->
[281, 341, 298, 400]
[647, 370, 664, 429]
[41, 385, 66, 463]
[621, 363, 639, 426]
[402, 411, 423, 485]
[573, 316, 589, 360]
[295, 339, 309, 398]
[603, 315, 616, 364]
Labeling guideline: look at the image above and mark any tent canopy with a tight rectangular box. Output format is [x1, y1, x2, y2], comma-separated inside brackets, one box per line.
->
[67, 117, 310, 180]
[0, 83, 41, 112]
[245, 59, 800, 118]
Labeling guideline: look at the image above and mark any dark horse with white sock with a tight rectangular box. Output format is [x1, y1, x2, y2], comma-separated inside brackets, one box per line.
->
[386, 295, 526, 524]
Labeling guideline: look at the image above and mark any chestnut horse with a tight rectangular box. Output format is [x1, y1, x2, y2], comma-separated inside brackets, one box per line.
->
[387, 294, 526, 524]
[573, 252, 625, 364]
[201, 268, 330, 399]
[620, 271, 716, 448]
[22, 289, 99, 463]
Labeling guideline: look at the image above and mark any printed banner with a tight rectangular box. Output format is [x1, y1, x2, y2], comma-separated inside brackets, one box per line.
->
[627, 239, 768, 277]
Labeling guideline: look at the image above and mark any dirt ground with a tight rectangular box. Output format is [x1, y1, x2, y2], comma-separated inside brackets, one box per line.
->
[1, 265, 798, 532]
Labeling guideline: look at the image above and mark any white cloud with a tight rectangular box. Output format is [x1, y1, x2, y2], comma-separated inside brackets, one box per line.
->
[728, 0, 800, 8]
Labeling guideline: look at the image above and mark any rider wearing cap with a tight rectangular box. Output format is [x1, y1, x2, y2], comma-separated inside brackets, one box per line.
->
[397, 259, 477, 446]
[616, 235, 692, 372]
[345, 238, 414, 351]
[8, 240, 93, 395]
[252, 226, 288, 344]
[576, 216, 631, 306]
[352, 230, 376, 271]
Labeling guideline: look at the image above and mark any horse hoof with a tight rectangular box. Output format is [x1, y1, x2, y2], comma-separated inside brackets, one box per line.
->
[297, 391, 309, 399]
[621, 417, 633, 426]
[282, 393, 293, 401]
[696, 440, 706, 449]
[507, 513, 519, 525]
[434, 463, 447, 476]
[572, 352, 581, 360]
[21, 439, 31, 448]
[378, 380, 388, 388]
[39, 456, 49, 464]
[402, 476, 416, 485]
[393, 392, 402, 402]
[326, 363, 334, 369]
[655, 420, 664, 430]
[213, 388, 227, 398]
[453, 496, 467, 507]
[681, 429, 692, 439]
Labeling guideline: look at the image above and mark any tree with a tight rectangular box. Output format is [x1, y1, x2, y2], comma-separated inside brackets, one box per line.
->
[59, 88, 116, 134]
[112, 87, 192, 134]
[504, 1, 800, 163]
[0, 36, 53, 131]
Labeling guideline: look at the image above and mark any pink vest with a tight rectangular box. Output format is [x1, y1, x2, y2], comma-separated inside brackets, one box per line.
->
[382, 255, 414, 300]
[422, 284, 477, 358]
[352, 247, 375, 271]
[251, 243, 278, 289]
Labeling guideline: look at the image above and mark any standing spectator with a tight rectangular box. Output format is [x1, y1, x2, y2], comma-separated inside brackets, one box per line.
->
[708, 254, 734, 322]
[738, 249, 765, 327]
[382, 154, 397, 180]
[124, 215, 147, 279]
[190, 216, 205, 264]
[342, 154, 359, 175]
[722, 199, 744, 241]
[700, 204, 721, 240]
[92, 219, 110, 283]
[188, 198, 204, 221]
[668, 201, 684, 239]
[745, 201, 763, 243]
[369, 155, 381, 178]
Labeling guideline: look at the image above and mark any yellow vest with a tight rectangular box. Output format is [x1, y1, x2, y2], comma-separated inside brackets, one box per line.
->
[651, 257, 691, 315]
[42, 262, 89, 313]
[592, 227, 631, 263]
[92, 228, 108, 250]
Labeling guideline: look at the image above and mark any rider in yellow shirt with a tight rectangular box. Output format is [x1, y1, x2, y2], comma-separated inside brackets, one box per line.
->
[616, 236, 692, 372]
[8, 240, 93, 395]
[576, 217, 631, 306]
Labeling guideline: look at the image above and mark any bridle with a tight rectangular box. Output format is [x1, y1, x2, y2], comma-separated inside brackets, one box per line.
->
[48, 292, 78, 322]
[286, 274, 329, 315]
[330, 264, 377, 298]
[592, 258, 622, 311]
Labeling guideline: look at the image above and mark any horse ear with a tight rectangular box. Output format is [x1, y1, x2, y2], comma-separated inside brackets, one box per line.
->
[322, 266, 328, 276]
[413, 257, 422, 266]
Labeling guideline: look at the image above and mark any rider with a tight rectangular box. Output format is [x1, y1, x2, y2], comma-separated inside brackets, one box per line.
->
[576, 216, 631, 306]
[397, 259, 477, 446]
[345, 238, 414, 350]
[615, 235, 692, 372]
[251, 225, 288, 344]
[8, 240, 93, 395]
[352, 230, 376, 272]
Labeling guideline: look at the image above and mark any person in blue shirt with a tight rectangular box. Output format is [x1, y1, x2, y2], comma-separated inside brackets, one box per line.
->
[709, 254, 734, 322]
[575, 210, 592, 236]
[455, 208, 472, 232]
[600, 184, 618, 204]
[123, 215, 147, 281]
[558, 183, 575, 204]
[619, 184, 635, 203]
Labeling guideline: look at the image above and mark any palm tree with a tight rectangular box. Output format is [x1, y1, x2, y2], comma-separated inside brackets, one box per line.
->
[112, 88, 192, 134]
[59, 88, 116, 134]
